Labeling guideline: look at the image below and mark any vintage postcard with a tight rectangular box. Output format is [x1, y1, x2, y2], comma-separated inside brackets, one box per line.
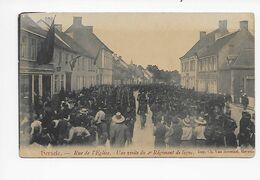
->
[19, 13, 255, 157]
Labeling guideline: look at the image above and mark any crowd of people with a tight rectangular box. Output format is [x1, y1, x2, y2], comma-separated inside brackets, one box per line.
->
[20, 84, 255, 149]
[143, 85, 255, 148]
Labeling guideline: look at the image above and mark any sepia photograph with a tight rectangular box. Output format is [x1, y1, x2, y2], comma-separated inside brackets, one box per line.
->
[19, 12, 255, 157]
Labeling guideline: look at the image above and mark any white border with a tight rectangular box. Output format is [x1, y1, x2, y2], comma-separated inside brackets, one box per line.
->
[0, 0, 259, 180]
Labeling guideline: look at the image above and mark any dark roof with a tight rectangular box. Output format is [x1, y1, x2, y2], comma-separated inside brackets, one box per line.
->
[198, 31, 239, 57]
[180, 29, 229, 59]
[65, 24, 113, 58]
[21, 16, 93, 58]
[20, 14, 47, 37]
[54, 29, 93, 58]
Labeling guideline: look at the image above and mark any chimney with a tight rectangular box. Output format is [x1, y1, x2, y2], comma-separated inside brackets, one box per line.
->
[240, 20, 248, 31]
[219, 20, 227, 31]
[73, 17, 82, 26]
[200, 31, 206, 40]
[86, 26, 93, 33]
[54, 24, 62, 31]
[45, 17, 54, 26]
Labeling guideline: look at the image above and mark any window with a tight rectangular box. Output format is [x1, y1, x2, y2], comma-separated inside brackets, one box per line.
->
[213, 57, 217, 70]
[77, 59, 80, 70]
[60, 75, 64, 89]
[87, 59, 89, 71]
[198, 61, 202, 72]
[102, 50, 105, 68]
[21, 36, 27, 58]
[190, 60, 195, 71]
[207, 58, 210, 71]
[54, 75, 59, 92]
[82, 57, 85, 71]
[58, 51, 62, 65]
[65, 53, 69, 64]
[209, 58, 213, 71]
[29, 38, 37, 59]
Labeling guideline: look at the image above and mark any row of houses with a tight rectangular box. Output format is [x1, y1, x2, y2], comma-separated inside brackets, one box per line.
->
[19, 14, 153, 108]
[180, 20, 254, 106]
[112, 55, 153, 85]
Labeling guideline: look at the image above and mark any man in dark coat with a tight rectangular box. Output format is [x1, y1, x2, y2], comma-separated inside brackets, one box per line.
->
[238, 111, 255, 148]
[125, 106, 136, 144]
[166, 116, 183, 147]
[242, 94, 249, 110]
[153, 119, 167, 148]
[137, 91, 148, 129]
[224, 113, 238, 148]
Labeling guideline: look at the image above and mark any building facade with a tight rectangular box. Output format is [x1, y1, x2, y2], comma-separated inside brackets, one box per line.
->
[19, 15, 54, 113]
[180, 20, 255, 107]
[65, 17, 114, 85]
[180, 20, 229, 91]
[37, 18, 97, 93]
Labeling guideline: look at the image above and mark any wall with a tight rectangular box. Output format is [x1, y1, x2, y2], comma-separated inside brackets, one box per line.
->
[180, 56, 197, 89]
[96, 49, 113, 85]
[231, 69, 254, 106]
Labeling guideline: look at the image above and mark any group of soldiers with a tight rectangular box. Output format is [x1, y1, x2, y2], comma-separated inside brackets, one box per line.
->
[136, 84, 255, 149]
[20, 84, 255, 149]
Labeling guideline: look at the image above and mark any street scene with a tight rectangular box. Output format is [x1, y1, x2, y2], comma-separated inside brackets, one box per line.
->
[19, 13, 255, 157]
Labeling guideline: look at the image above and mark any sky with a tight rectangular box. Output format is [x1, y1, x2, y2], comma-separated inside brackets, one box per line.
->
[28, 13, 254, 71]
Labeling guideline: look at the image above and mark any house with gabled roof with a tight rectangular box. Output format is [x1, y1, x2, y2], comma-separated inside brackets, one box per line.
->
[179, 20, 229, 90]
[112, 55, 132, 85]
[64, 17, 114, 85]
[198, 20, 254, 105]
[37, 18, 97, 93]
[19, 14, 56, 111]
[180, 20, 254, 107]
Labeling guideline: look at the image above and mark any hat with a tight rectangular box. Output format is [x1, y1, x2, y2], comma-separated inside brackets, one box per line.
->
[195, 117, 207, 125]
[112, 112, 125, 124]
[79, 108, 88, 114]
[183, 117, 191, 126]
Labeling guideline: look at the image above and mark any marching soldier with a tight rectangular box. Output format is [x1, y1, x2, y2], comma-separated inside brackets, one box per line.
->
[238, 111, 255, 148]
[137, 91, 148, 129]
[125, 106, 136, 144]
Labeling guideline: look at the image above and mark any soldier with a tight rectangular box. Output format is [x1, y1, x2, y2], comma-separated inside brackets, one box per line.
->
[150, 98, 160, 125]
[242, 93, 249, 110]
[153, 118, 167, 148]
[214, 115, 226, 147]
[137, 91, 148, 129]
[125, 106, 136, 143]
[238, 111, 255, 148]
[223, 113, 237, 148]
[165, 116, 183, 147]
